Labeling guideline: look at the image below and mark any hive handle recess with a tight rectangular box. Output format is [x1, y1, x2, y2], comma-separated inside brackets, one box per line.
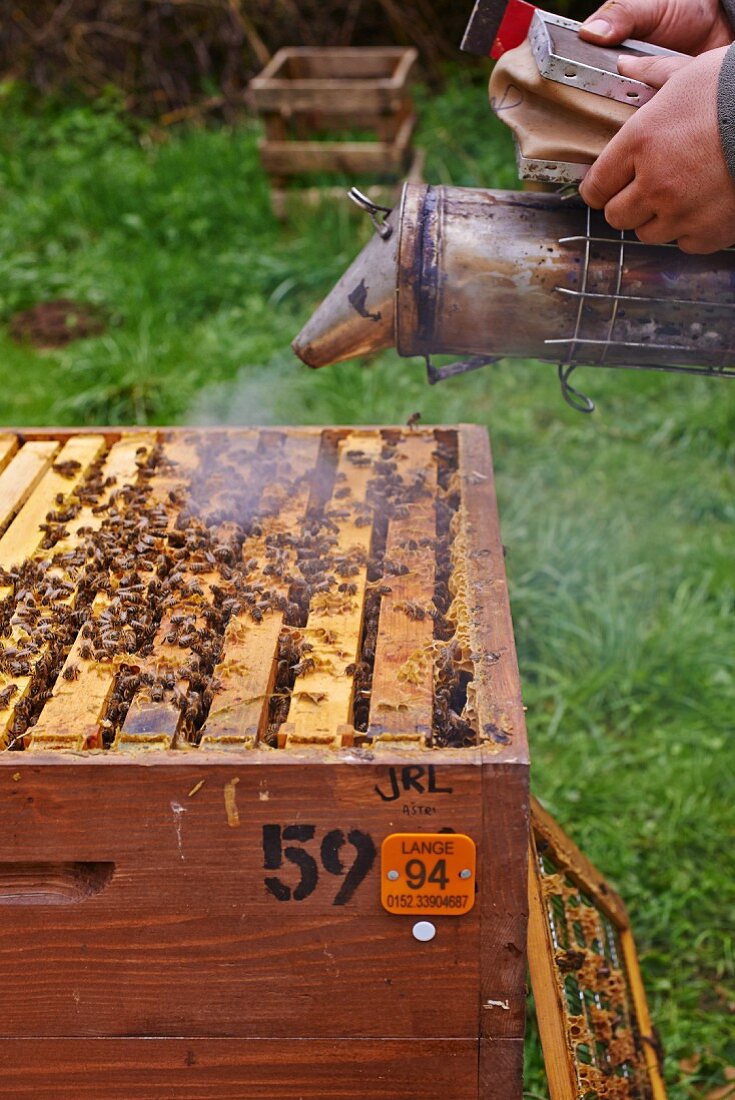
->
[0, 861, 115, 905]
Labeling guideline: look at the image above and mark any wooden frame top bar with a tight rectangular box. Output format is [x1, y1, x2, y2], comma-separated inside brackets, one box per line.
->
[0, 426, 527, 766]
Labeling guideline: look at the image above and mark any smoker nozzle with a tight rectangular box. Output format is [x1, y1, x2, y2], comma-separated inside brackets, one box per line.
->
[292, 206, 399, 370]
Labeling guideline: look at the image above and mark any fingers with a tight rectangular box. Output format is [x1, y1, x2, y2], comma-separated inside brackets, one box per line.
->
[618, 53, 695, 88]
[603, 182, 653, 231]
[677, 233, 730, 254]
[634, 217, 676, 245]
[579, 137, 636, 209]
[579, 0, 663, 46]
[590, 179, 676, 245]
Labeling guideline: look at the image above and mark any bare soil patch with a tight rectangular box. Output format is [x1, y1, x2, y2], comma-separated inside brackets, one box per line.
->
[9, 300, 106, 348]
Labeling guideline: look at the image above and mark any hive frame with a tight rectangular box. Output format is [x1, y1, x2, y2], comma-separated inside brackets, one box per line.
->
[529, 798, 667, 1100]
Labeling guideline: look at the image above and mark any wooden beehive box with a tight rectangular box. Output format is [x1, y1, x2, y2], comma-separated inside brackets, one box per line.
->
[0, 425, 528, 1098]
[0, 424, 668, 1100]
[249, 47, 420, 215]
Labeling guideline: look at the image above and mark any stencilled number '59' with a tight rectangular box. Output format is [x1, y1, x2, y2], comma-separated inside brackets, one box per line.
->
[262, 825, 377, 905]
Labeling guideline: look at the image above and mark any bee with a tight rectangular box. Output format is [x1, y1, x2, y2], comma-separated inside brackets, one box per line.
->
[292, 656, 316, 676]
[0, 684, 19, 707]
[63, 664, 80, 681]
[172, 686, 188, 711]
[52, 459, 82, 478]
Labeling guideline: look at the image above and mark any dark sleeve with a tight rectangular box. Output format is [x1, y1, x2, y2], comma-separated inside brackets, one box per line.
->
[723, 0, 735, 28]
[718, 42, 735, 185]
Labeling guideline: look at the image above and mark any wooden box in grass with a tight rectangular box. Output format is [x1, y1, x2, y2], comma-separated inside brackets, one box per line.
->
[0, 425, 528, 1099]
[249, 47, 419, 214]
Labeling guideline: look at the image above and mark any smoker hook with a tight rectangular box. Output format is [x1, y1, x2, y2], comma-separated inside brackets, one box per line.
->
[348, 188, 394, 239]
[558, 364, 595, 414]
[557, 182, 581, 202]
[425, 355, 499, 385]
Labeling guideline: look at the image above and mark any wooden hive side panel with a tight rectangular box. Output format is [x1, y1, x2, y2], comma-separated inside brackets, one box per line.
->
[478, 760, 529, 1100]
[0, 756, 485, 1044]
[0, 1038, 479, 1099]
[458, 425, 528, 762]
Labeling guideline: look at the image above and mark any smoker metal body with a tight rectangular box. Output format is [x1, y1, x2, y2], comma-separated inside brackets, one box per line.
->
[293, 184, 735, 406]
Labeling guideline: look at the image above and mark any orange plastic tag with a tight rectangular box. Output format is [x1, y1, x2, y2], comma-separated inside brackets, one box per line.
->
[381, 833, 477, 917]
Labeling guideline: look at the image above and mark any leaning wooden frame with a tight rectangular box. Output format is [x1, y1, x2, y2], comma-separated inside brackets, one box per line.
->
[249, 46, 421, 217]
[529, 797, 667, 1100]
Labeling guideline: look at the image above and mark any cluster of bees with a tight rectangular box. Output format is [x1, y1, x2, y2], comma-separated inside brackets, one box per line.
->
[0, 430, 476, 750]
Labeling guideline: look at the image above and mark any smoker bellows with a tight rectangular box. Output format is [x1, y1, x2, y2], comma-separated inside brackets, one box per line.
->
[293, 184, 735, 407]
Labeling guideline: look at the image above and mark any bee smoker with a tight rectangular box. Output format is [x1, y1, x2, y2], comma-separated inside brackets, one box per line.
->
[292, 1, 735, 410]
[292, 184, 735, 411]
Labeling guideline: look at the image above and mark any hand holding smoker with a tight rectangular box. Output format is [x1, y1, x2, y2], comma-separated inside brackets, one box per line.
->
[292, 1, 735, 411]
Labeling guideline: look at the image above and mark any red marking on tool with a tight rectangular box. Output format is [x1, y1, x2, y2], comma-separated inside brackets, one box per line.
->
[492, 0, 537, 59]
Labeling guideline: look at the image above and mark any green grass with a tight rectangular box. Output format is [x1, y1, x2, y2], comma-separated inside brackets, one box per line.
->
[0, 73, 733, 1096]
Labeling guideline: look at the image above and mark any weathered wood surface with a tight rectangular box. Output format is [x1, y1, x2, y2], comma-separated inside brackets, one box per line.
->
[0, 426, 532, 1100]
[51, 432, 157, 556]
[0, 758, 483, 1040]
[479, 1038, 525, 1099]
[0, 440, 59, 535]
[1, 434, 155, 749]
[530, 795, 627, 924]
[0, 434, 105, 574]
[28, 601, 117, 752]
[0, 434, 19, 474]
[457, 426, 529, 763]
[0, 425, 521, 755]
[201, 434, 321, 750]
[369, 433, 436, 741]
[115, 434, 254, 752]
[621, 929, 668, 1100]
[260, 115, 415, 176]
[0, 1038, 478, 1099]
[251, 45, 417, 206]
[480, 762, 529, 1052]
[250, 46, 418, 115]
[22, 435, 156, 751]
[284, 433, 381, 749]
